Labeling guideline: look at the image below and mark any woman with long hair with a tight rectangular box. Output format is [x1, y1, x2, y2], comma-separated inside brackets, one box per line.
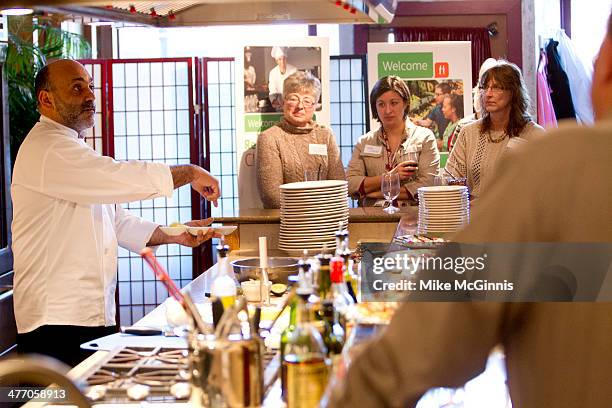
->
[445, 60, 544, 199]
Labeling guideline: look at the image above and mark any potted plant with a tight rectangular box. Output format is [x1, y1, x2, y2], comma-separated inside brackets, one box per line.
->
[5, 15, 91, 165]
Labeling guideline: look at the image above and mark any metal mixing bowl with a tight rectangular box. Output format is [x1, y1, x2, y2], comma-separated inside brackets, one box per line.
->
[231, 257, 299, 284]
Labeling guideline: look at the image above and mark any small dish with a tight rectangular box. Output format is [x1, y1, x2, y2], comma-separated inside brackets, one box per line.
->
[186, 226, 212, 236]
[214, 226, 238, 235]
[160, 226, 187, 236]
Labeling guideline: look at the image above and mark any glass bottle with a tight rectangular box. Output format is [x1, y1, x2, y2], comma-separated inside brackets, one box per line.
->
[211, 243, 238, 309]
[320, 300, 345, 359]
[281, 262, 313, 402]
[335, 229, 358, 303]
[316, 247, 332, 300]
[329, 256, 355, 332]
[283, 292, 330, 408]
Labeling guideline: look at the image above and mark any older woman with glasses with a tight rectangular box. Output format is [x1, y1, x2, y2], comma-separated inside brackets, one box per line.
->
[256, 71, 345, 209]
[445, 60, 544, 199]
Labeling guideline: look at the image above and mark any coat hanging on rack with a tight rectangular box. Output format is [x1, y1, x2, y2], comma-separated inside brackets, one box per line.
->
[536, 50, 557, 128]
[555, 30, 594, 124]
[545, 39, 576, 121]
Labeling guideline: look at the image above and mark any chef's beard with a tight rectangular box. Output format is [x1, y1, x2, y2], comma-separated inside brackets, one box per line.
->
[54, 96, 96, 134]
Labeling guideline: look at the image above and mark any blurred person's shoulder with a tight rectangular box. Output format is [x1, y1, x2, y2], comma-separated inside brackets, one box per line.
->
[531, 119, 612, 156]
[511, 119, 612, 185]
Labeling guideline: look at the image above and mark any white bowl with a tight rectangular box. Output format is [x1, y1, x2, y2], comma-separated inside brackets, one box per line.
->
[240, 280, 272, 303]
[160, 226, 187, 236]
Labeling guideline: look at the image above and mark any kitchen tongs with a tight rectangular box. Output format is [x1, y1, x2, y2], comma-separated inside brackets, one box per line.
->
[140, 247, 209, 334]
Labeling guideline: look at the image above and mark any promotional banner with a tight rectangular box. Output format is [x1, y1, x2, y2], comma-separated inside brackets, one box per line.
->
[0, 14, 7, 42]
[235, 37, 330, 159]
[367, 42, 472, 166]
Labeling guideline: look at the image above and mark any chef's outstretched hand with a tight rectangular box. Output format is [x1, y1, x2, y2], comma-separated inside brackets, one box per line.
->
[174, 218, 222, 248]
[170, 164, 221, 206]
[191, 167, 220, 207]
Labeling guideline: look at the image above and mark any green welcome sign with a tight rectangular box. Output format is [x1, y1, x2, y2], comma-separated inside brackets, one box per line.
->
[378, 52, 434, 78]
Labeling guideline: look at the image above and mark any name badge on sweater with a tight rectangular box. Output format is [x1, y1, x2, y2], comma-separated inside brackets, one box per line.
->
[309, 143, 328, 156]
[363, 145, 382, 155]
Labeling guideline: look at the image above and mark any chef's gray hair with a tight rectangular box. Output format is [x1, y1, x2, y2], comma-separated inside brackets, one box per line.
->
[283, 71, 321, 102]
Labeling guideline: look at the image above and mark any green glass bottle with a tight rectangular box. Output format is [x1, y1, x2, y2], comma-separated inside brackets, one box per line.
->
[316, 248, 332, 300]
[320, 300, 345, 357]
[283, 293, 329, 408]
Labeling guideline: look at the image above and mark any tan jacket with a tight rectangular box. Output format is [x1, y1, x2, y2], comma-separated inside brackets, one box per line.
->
[346, 121, 439, 200]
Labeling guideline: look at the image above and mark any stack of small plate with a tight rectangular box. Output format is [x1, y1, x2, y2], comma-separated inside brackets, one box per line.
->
[278, 180, 349, 254]
[417, 185, 469, 234]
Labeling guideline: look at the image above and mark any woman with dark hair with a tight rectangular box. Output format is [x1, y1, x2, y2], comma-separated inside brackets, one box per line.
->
[347, 76, 439, 207]
[445, 60, 544, 199]
[441, 93, 464, 152]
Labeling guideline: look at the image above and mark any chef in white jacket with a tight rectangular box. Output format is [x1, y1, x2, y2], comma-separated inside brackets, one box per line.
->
[268, 46, 297, 111]
[11, 59, 221, 366]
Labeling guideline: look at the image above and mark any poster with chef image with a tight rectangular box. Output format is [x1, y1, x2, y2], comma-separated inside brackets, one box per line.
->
[0, 14, 8, 42]
[367, 42, 472, 166]
[235, 37, 329, 157]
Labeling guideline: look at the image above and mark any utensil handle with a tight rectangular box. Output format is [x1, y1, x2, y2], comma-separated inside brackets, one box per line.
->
[140, 248, 209, 334]
[259, 236, 269, 268]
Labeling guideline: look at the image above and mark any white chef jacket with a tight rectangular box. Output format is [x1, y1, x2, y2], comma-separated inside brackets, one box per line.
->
[268, 63, 297, 96]
[11, 116, 174, 334]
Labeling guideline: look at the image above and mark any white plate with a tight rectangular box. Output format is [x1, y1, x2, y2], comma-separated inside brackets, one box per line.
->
[281, 188, 347, 195]
[419, 193, 468, 197]
[419, 199, 469, 205]
[281, 201, 347, 209]
[281, 211, 348, 220]
[281, 222, 348, 229]
[281, 209, 349, 217]
[420, 201, 469, 207]
[278, 242, 336, 249]
[213, 225, 238, 236]
[420, 210, 468, 216]
[160, 226, 187, 236]
[281, 213, 349, 221]
[418, 186, 468, 193]
[418, 194, 469, 200]
[279, 236, 337, 243]
[419, 217, 467, 223]
[281, 221, 348, 230]
[186, 226, 212, 236]
[280, 180, 348, 190]
[419, 209, 468, 215]
[281, 196, 348, 204]
[418, 223, 466, 229]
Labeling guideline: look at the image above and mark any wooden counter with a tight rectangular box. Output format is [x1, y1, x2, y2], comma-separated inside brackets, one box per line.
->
[215, 207, 417, 252]
[214, 207, 408, 224]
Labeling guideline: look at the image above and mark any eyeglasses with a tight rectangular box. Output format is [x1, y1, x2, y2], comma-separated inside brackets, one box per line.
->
[479, 85, 506, 94]
[285, 94, 316, 108]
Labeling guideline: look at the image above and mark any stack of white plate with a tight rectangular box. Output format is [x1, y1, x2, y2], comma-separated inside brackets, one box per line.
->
[417, 185, 469, 234]
[278, 180, 349, 254]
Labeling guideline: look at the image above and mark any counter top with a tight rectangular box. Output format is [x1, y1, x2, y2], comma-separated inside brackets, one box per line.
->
[214, 206, 415, 224]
